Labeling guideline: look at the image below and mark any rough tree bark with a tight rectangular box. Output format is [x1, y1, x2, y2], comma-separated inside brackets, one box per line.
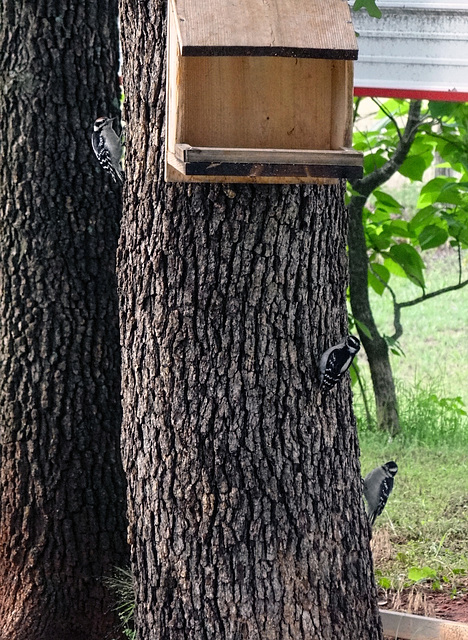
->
[118, 2, 383, 639]
[0, 2, 127, 639]
[348, 100, 422, 435]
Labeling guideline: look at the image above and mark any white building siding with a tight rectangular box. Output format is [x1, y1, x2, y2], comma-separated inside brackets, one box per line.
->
[352, 1, 468, 100]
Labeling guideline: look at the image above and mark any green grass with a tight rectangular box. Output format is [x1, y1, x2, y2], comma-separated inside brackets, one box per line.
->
[360, 433, 468, 594]
[104, 567, 136, 640]
[355, 248, 468, 595]
[363, 248, 468, 407]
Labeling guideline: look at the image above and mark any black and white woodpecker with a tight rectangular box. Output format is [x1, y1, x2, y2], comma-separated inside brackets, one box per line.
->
[319, 335, 360, 393]
[363, 461, 398, 526]
[91, 116, 123, 183]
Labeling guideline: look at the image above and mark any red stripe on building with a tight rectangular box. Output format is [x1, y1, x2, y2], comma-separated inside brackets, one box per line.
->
[354, 87, 468, 103]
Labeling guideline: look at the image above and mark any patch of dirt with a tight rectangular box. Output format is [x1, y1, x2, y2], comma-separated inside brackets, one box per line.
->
[443, 494, 468, 518]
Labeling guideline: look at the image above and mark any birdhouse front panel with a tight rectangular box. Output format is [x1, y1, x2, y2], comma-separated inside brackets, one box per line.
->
[166, 0, 363, 184]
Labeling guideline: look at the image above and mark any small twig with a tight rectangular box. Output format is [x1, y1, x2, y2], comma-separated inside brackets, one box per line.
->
[458, 242, 462, 285]
[371, 97, 403, 142]
[423, 130, 468, 155]
[369, 263, 468, 339]
[384, 511, 396, 534]
[352, 362, 374, 430]
[350, 100, 423, 196]
[368, 264, 403, 342]
[353, 96, 362, 124]
[398, 278, 468, 309]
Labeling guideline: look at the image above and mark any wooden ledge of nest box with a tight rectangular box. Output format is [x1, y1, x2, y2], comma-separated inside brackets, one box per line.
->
[175, 145, 363, 167]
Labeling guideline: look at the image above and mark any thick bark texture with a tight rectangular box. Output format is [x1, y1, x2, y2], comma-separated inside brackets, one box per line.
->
[119, 3, 382, 639]
[0, 2, 127, 639]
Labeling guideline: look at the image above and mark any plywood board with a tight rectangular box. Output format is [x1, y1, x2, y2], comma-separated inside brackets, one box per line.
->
[177, 56, 342, 151]
[166, 0, 181, 163]
[330, 60, 354, 148]
[171, 0, 358, 59]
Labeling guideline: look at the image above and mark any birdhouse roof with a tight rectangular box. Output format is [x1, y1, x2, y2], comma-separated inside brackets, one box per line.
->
[171, 0, 359, 59]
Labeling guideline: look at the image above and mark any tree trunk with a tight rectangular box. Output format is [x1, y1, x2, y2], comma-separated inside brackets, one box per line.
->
[118, 3, 382, 639]
[348, 100, 421, 435]
[0, 2, 127, 639]
[348, 195, 401, 435]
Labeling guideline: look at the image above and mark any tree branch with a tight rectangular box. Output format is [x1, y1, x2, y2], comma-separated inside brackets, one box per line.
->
[368, 264, 403, 342]
[349, 100, 423, 197]
[397, 277, 468, 309]
[458, 243, 462, 285]
[369, 264, 468, 341]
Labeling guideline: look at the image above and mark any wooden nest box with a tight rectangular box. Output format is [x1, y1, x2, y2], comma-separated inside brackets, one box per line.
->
[166, 0, 363, 184]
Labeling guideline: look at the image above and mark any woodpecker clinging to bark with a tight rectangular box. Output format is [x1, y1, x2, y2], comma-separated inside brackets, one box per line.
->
[363, 460, 398, 526]
[319, 335, 360, 393]
[91, 116, 123, 184]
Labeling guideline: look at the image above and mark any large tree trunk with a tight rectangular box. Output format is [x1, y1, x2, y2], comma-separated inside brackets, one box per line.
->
[118, 2, 382, 639]
[0, 2, 127, 639]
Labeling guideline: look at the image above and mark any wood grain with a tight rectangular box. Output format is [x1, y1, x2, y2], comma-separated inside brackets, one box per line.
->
[171, 0, 358, 59]
[175, 144, 363, 167]
[177, 56, 341, 150]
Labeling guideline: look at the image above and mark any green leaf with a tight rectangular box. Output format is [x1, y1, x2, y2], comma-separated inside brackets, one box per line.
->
[353, 0, 382, 18]
[385, 220, 412, 239]
[428, 101, 459, 119]
[408, 206, 437, 235]
[373, 189, 403, 212]
[444, 215, 468, 244]
[372, 263, 390, 284]
[383, 256, 407, 279]
[418, 225, 448, 250]
[369, 271, 384, 295]
[388, 243, 425, 289]
[363, 151, 387, 174]
[436, 184, 466, 206]
[349, 361, 359, 387]
[408, 566, 437, 582]
[378, 576, 392, 589]
[417, 177, 456, 208]
[399, 155, 429, 181]
[355, 318, 373, 339]
[368, 207, 391, 224]
[367, 228, 392, 251]
[368, 263, 390, 295]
